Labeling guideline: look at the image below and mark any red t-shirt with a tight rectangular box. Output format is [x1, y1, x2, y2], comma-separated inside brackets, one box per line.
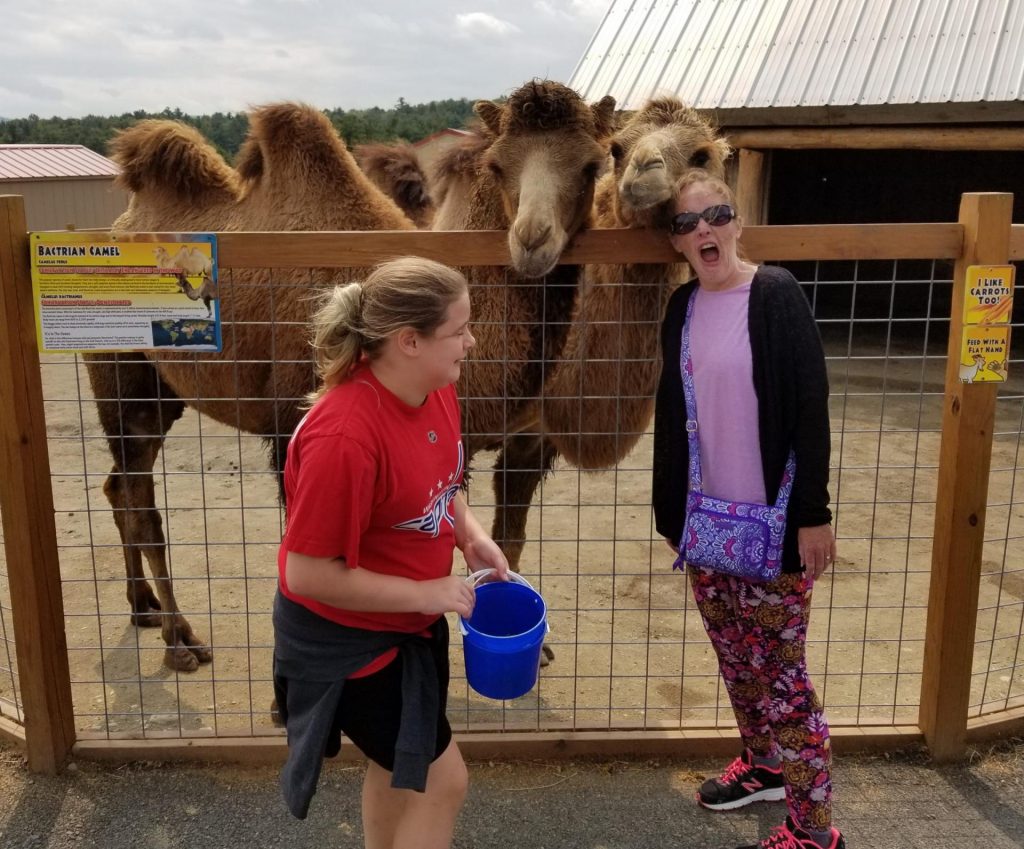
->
[277, 367, 464, 672]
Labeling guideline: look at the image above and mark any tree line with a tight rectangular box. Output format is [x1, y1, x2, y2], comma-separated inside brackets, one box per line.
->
[0, 97, 480, 159]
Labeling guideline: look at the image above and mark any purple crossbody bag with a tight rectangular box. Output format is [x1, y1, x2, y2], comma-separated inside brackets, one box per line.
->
[672, 293, 795, 582]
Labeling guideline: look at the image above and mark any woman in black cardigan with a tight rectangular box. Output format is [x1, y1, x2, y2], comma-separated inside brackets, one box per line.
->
[653, 171, 843, 849]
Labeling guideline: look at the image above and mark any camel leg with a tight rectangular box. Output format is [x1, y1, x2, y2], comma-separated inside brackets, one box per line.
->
[492, 433, 558, 664]
[87, 353, 211, 672]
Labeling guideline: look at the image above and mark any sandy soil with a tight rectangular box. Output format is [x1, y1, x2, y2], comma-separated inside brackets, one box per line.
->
[1, 330, 1022, 740]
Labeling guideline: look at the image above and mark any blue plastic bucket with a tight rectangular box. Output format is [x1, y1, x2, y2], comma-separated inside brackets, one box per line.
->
[459, 570, 548, 700]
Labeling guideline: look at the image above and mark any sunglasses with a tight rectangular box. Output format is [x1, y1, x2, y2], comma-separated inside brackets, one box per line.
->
[669, 204, 736, 236]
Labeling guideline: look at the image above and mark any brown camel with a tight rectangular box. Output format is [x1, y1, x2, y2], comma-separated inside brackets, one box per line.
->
[84, 83, 614, 672]
[355, 142, 434, 227]
[431, 83, 616, 585]
[487, 98, 731, 576]
[173, 271, 218, 317]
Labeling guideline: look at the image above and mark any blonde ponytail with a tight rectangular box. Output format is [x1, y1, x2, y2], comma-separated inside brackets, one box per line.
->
[306, 257, 468, 405]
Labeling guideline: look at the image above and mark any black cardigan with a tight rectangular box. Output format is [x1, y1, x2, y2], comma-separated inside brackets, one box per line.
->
[652, 265, 832, 572]
[273, 591, 442, 818]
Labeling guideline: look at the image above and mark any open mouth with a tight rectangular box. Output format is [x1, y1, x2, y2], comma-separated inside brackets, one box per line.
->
[699, 242, 720, 263]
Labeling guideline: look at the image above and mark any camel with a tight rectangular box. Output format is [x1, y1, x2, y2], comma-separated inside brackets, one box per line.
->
[354, 142, 434, 227]
[173, 271, 217, 316]
[486, 98, 732, 575]
[84, 83, 615, 672]
[429, 84, 616, 579]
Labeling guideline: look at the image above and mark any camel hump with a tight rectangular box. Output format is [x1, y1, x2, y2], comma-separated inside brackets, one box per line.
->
[355, 142, 431, 214]
[108, 120, 238, 200]
[243, 102, 354, 179]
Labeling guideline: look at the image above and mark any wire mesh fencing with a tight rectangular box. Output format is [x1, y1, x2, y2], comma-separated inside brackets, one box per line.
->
[8, 251, 1016, 745]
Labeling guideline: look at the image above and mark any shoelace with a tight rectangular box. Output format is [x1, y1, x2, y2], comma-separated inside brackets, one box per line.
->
[759, 823, 805, 849]
[719, 755, 753, 783]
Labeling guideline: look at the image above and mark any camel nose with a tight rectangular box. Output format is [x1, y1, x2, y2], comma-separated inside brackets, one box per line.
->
[514, 220, 552, 253]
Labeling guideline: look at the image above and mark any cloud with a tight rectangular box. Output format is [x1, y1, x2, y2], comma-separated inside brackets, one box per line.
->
[454, 12, 521, 39]
[0, 0, 613, 118]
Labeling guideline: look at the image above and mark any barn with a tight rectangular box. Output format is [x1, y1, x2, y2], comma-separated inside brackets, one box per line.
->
[0, 144, 128, 231]
[570, 0, 1024, 227]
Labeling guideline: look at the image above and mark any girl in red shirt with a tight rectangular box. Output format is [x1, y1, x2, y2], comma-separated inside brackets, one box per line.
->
[277, 256, 508, 849]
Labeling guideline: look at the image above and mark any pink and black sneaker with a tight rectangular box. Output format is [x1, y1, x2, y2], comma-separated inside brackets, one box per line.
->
[697, 749, 786, 810]
[737, 816, 846, 849]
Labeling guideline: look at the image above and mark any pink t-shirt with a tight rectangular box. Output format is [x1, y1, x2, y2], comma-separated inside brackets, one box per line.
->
[689, 283, 767, 505]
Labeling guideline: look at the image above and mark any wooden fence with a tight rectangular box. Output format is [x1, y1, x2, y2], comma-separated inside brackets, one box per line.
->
[1, 191, 1022, 774]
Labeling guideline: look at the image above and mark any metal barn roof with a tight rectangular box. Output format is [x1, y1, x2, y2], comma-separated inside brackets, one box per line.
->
[0, 145, 119, 181]
[570, 0, 1024, 116]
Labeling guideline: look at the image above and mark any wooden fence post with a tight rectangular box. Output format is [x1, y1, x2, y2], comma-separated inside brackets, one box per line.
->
[919, 192, 1013, 761]
[0, 195, 75, 772]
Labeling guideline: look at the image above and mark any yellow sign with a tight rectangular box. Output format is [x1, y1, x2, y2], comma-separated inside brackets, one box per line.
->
[963, 265, 1015, 325]
[959, 324, 1010, 383]
[958, 264, 1015, 384]
[30, 232, 219, 353]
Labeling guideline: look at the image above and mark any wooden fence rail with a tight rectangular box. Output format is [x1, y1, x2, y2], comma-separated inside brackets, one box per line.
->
[0, 192, 1019, 773]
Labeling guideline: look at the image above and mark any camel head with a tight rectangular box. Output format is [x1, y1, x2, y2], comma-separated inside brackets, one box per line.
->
[355, 142, 433, 227]
[611, 97, 732, 228]
[475, 80, 615, 278]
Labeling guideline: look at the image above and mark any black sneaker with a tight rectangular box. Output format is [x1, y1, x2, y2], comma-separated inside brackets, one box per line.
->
[697, 749, 786, 810]
[736, 816, 846, 849]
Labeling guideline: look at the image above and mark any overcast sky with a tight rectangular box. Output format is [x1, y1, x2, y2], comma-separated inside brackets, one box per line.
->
[0, 0, 611, 119]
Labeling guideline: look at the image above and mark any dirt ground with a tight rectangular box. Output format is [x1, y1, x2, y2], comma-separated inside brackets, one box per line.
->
[2, 328, 1023, 740]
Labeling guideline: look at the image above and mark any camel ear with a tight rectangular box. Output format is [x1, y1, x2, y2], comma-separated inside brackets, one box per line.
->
[714, 137, 734, 164]
[474, 100, 504, 136]
[590, 95, 617, 140]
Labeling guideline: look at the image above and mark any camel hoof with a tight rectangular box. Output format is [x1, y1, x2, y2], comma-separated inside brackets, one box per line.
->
[165, 645, 200, 672]
[540, 643, 555, 667]
[131, 612, 163, 628]
[189, 644, 213, 665]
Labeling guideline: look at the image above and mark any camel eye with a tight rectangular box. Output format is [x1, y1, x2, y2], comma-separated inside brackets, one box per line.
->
[487, 161, 504, 179]
[690, 149, 710, 167]
[582, 161, 600, 182]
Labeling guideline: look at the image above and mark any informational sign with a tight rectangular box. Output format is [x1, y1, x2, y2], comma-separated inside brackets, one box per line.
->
[30, 232, 220, 353]
[958, 264, 1015, 383]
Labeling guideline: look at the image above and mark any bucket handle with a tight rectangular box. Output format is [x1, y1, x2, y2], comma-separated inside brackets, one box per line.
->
[465, 568, 535, 591]
[458, 569, 550, 637]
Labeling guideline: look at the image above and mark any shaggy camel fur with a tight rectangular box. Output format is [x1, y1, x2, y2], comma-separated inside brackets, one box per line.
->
[545, 98, 732, 462]
[85, 84, 613, 671]
[434, 83, 615, 588]
[85, 104, 413, 671]
[355, 142, 434, 227]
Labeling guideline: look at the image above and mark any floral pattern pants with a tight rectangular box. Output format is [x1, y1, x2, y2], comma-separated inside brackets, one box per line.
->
[689, 566, 833, 832]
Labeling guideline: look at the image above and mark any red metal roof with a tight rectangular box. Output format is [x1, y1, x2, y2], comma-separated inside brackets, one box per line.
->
[0, 144, 120, 181]
[412, 128, 473, 148]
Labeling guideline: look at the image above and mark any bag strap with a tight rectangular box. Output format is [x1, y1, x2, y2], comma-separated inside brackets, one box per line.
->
[680, 291, 796, 509]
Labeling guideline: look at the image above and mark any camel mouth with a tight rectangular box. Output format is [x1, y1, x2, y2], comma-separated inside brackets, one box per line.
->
[620, 173, 674, 213]
[508, 234, 567, 279]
